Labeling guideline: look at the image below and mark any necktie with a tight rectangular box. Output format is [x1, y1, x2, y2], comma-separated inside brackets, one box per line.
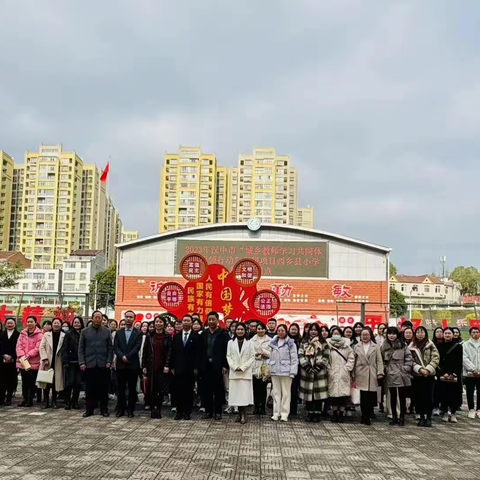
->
[183, 332, 188, 346]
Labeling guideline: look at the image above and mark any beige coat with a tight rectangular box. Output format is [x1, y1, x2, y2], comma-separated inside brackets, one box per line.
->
[353, 342, 384, 392]
[39, 332, 65, 391]
[327, 338, 355, 398]
[250, 334, 271, 378]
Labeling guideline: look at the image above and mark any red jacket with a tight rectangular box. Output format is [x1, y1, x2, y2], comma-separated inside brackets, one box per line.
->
[16, 327, 44, 370]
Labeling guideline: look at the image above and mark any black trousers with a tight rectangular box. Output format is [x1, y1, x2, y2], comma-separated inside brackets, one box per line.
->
[85, 367, 110, 413]
[290, 373, 300, 415]
[253, 377, 267, 409]
[203, 366, 225, 415]
[433, 379, 441, 410]
[389, 387, 407, 416]
[413, 376, 435, 416]
[306, 400, 322, 413]
[440, 380, 462, 415]
[360, 390, 377, 419]
[20, 369, 37, 402]
[117, 369, 138, 413]
[465, 377, 480, 411]
[0, 363, 18, 403]
[174, 373, 195, 416]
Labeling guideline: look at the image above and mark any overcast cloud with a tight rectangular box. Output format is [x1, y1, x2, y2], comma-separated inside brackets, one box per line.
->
[1, 0, 479, 275]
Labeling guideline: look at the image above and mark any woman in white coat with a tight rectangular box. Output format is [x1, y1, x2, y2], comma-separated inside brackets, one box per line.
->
[227, 323, 255, 424]
[39, 317, 65, 409]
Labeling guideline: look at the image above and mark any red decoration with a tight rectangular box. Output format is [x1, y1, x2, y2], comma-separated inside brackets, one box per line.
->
[251, 290, 280, 318]
[157, 283, 185, 311]
[233, 259, 261, 287]
[180, 254, 208, 282]
[469, 319, 480, 328]
[100, 161, 110, 183]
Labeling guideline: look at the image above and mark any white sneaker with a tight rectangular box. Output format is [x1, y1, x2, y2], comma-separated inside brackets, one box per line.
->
[450, 414, 458, 424]
[442, 413, 450, 422]
[234, 407, 239, 413]
[271, 415, 279, 421]
[345, 411, 352, 417]
[415, 414, 421, 420]
[199, 407, 205, 413]
[387, 414, 393, 419]
[477, 410, 480, 419]
[433, 409, 440, 417]
[171, 407, 176, 413]
[280, 417, 288, 422]
[468, 409, 476, 419]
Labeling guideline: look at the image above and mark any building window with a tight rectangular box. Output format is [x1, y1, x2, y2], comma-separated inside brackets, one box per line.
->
[64, 273, 76, 281]
[22, 283, 29, 290]
[435, 286, 441, 293]
[412, 285, 418, 292]
[80, 273, 87, 281]
[400, 284, 406, 292]
[81, 263, 87, 269]
[79, 284, 87, 291]
[63, 284, 75, 292]
[49, 273, 55, 280]
[424, 285, 430, 293]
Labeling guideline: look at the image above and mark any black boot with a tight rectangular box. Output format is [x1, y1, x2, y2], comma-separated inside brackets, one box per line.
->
[417, 414, 425, 427]
[338, 411, 345, 423]
[72, 389, 81, 410]
[389, 414, 399, 426]
[306, 412, 313, 423]
[425, 415, 433, 428]
[42, 395, 51, 410]
[260, 404, 266, 415]
[398, 413, 405, 427]
[331, 411, 338, 423]
[314, 413, 321, 423]
[253, 405, 260, 415]
[52, 392, 59, 409]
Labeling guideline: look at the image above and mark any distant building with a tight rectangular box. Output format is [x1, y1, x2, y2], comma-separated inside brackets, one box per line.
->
[62, 250, 106, 294]
[390, 274, 462, 304]
[0, 268, 61, 293]
[297, 206, 314, 228]
[0, 251, 31, 268]
[121, 229, 139, 243]
[0, 151, 14, 250]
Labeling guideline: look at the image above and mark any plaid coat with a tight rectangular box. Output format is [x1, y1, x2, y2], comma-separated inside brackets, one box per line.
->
[298, 339, 330, 402]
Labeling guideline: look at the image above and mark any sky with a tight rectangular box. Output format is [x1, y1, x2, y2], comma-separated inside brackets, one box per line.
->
[1, 0, 479, 275]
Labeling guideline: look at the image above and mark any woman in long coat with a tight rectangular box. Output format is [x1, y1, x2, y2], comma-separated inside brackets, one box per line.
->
[227, 323, 255, 424]
[251, 321, 271, 415]
[298, 323, 330, 423]
[327, 326, 355, 423]
[39, 317, 65, 408]
[142, 315, 172, 419]
[354, 327, 384, 425]
[381, 327, 413, 426]
[62, 316, 84, 410]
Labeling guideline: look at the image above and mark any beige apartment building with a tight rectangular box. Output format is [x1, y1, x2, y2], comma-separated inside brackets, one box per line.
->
[0, 152, 14, 251]
[297, 206, 314, 228]
[9, 164, 25, 251]
[121, 229, 139, 243]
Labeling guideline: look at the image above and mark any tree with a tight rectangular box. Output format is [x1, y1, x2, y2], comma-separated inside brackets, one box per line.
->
[450, 266, 480, 296]
[434, 309, 452, 325]
[389, 288, 407, 318]
[89, 264, 116, 309]
[411, 310, 423, 320]
[389, 263, 397, 276]
[0, 261, 25, 289]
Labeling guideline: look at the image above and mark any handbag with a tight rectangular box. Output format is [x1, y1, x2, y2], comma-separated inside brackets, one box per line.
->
[142, 375, 150, 394]
[20, 357, 32, 371]
[36, 369, 54, 384]
[261, 363, 271, 382]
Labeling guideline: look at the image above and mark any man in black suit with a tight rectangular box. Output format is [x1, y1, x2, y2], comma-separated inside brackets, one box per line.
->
[171, 314, 201, 420]
[201, 311, 230, 420]
[0, 317, 20, 406]
[114, 310, 143, 418]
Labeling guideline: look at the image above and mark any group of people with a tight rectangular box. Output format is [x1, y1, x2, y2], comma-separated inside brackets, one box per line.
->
[0, 311, 479, 427]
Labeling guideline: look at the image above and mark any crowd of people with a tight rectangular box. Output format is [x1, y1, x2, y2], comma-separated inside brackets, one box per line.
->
[0, 310, 479, 427]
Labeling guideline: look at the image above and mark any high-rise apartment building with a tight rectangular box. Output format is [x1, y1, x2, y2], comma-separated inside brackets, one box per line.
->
[215, 166, 228, 224]
[121, 229, 139, 243]
[159, 146, 218, 232]
[19, 144, 83, 269]
[9, 164, 24, 251]
[229, 147, 299, 225]
[297, 206, 314, 228]
[0, 152, 14, 250]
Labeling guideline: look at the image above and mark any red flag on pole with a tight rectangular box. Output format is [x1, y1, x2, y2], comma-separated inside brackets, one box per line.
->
[100, 161, 110, 183]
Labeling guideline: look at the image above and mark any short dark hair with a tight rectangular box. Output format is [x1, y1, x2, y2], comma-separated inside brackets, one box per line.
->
[182, 314, 193, 321]
[102, 314, 109, 320]
[470, 327, 480, 335]
[207, 311, 219, 320]
[91, 310, 103, 319]
[402, 321, 413, 329]
[276, 324, 288, 334]
[124, 310, 136, 319]
[267, 318, 277, 324]
[329, 326, 343, 337]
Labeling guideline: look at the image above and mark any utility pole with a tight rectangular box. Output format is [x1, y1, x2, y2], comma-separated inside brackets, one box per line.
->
[93, 280, 98, 310]
[440, 256, 447, 278]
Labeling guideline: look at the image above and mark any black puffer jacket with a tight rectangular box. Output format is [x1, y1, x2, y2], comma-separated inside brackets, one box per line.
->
[62, 328, 82, 364]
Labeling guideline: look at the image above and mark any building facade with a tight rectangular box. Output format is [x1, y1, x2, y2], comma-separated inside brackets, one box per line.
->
[297, 206, 314, 228]
[0, 151, 14, 251]
[0, 268, 62, 293]
[121, 229, 139, 243]
[62, 250, 106, 294]
[390, 274, 462, 305]
[115, 223, 390, 325]
[9, 164, 24, 251]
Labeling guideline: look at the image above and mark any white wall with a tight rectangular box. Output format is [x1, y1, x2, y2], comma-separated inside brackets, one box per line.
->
[118, 226, 388, 281]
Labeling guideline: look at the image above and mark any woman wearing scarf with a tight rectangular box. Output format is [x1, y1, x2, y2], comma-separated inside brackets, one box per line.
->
[327, 326, 355, 423]
[142, 316, 172, 419]
[381, 327, 413, 426]
[251, 321, 271, 415]
[437, 327, 463, 423]
[353, 327, 384, 425]
[298, 323, 330, 423]
[410, 326, 439, 428]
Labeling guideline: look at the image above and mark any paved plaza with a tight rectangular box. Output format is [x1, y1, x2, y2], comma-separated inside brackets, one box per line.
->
[0, 403, 479, 480]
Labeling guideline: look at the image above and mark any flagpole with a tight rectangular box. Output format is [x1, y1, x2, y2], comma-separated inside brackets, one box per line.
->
[107, 155, 111, 199]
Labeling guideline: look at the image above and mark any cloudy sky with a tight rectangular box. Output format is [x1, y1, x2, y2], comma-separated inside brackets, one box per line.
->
[1, 0, 478, 275]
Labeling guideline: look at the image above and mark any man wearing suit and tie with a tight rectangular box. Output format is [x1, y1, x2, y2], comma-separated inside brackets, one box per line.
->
[114, 311, 143, 418]
[171, 314, 201, 420]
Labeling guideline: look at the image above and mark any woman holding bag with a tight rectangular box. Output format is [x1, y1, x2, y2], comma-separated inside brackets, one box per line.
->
[39, 317, 65, 409]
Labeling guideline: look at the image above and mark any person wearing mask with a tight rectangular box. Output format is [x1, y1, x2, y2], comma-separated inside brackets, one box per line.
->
[327, 326, 355, 423]
[298, 323, 330, 423]
[114, 310, 143, 418]
[410, 327, 439, 428]
[266, 318, 277, 339]
[375, 323, 387, 345]
[432, 327, 444, 416]
[171, 314, 201, 421]
[381, 327, 413, 426]
[16, 316, 43, 407]
[61, 322, 70, 333]
[247, 320, 258, 340]
[0, 317, 20, 406]
[251, 321, 270, 415]
[78, 310, 114, 418]
[288, 323, 302, 416]
[142, 316, 172, 419]
[463, 326, 480, 419]
[352, 323, 364, 347]
[39, 317, 65, 408]
[437, 328, 463, 423]
[227, 323, 255, 424]
[354, 327, 384, 425]
[269, 324, 298, 422]
[200, 311, 230, 420]
[402, 327, 415, 415]
[62, 316, 84, 410]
